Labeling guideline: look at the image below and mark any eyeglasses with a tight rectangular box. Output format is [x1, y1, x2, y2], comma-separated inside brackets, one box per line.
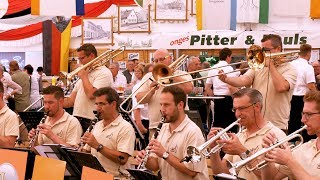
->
[78, 56, 86, 60]
[154, 55, 170, 62]
[95, 102, 109, 107]
[262, 47, 276, 52]
[232, 103, 256, 112]
[301, 112, 320, 120]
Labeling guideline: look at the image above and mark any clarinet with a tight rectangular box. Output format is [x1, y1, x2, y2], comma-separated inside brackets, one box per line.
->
[29, 113, 47, 148]
[78, 112, 100, 152]
[137, 112, 166, 169]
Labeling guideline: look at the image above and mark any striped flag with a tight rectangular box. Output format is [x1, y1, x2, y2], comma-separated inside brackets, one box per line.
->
[31, 0, 84, 16]
[42, 19, 72, 75]
[237, 0, 268, 24]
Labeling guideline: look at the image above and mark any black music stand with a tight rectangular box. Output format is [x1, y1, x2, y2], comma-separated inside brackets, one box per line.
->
[215, 173, 246, 180]
[18, 111, 45, 131]
[2, 148, 35, 180]
[127, 168, 159, 180]
[119, 111, 144, 139]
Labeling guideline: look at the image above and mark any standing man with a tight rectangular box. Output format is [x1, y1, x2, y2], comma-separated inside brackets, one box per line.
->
[289, 44, 316, 141]
[0, 81, 19, 148]
[136, 48, 193, 139]
[122, 59, 135, 84]
[205, 48, 238, 131]
[136, 86, 209, 180]
[312, 60, 320, 90]
[261, 90, 320, 180]
[81, 87, 135, 178]
[28, 86, 82, 147]
[9, 60, 30, 112]
[64, 44, 113, 132]
[23, 64, 42, 110]
[187, 56, 208, 127]
[219, 34, 297, 131]
[208, 88, 286, 180]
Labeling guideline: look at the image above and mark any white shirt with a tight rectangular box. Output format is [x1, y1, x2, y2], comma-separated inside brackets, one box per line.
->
[206, 61, 239, 95]
[131, 81, 149, 120]
[29, 75, 42, 109]
[290, 58, 315, 96]
[112, 72, 127, 90]
[1, 76, 22, 103]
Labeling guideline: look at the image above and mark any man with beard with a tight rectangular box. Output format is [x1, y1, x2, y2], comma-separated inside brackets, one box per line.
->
[261, 90, 320, 180]
[28, 86, 82, 147]
[136, 86, 209, 180]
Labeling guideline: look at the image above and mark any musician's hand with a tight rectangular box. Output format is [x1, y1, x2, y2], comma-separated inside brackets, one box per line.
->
[265, 145, 292, 165]
[78, 68, 89, 80]
[38, 124, 54, 139]
[28, 128, 36, 140]
[150, 81, 159, 91]
[81, 132, 99, 150]
[136, 150, 147, 164]
[218, 70, 227, 82]
[262, 132, 278, 148]
[149, 139, 166, 158]
[207, 127, 222, 148]
[219, 133, 246, 155]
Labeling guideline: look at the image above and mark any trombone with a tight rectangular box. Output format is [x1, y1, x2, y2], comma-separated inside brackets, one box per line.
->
[230, 125, 307, 173]
[157, 45, 300, 87]
[119, 54, 188, 114]
[183, 118, 241, 163]
[61, 46, 126, 91]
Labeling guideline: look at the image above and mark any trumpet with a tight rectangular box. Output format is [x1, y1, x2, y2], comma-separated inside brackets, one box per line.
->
[230, 125, 307, 173]
[182, 119, 241, 163]
[157, 45, 300, 87]
[28, 113, 47, 148]
[137, 111, 166, 170]
[78, 112, 100, 152]
[119, 54, 188, 113]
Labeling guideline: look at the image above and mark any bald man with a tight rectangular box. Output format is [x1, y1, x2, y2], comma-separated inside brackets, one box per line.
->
[312, 60, 320, 90]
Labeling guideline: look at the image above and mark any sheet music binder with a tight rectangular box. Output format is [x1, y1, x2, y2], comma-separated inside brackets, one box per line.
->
[2, 148, 35, 180]
[18, 111, 45, 131]
[126, 168, 159, 180]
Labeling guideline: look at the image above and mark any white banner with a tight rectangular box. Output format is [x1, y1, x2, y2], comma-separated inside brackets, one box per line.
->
[113, 30, 320, 49]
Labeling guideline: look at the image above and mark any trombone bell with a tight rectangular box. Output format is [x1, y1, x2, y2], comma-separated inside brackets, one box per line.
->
[152, 63, 173, 84]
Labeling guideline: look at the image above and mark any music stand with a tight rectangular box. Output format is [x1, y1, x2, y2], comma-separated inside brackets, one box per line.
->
[2, 148, 35, 180]
[119, 111, 144, 139]
[126, 168, 159, 180]
[18, 112, 45, 131]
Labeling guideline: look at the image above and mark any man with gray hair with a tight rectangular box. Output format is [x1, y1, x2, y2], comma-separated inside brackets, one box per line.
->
[109, 62, 127, 91]
[208, 88, 286, 180]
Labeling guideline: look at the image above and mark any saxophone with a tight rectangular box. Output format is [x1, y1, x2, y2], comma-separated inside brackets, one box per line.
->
[137, 112, 166, 169]
[78, 112, 100, 152]
[29, 113, 47, 148]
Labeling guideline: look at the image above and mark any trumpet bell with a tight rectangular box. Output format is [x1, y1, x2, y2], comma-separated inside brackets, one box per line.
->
[186, 146, 202, 162]
[152, 63, 173, 84]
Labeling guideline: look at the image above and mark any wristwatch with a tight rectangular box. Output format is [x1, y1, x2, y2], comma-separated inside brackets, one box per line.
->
[162, 151, 169, 160]
[240, 149, 250, 160]
[96, 144, 104, 152]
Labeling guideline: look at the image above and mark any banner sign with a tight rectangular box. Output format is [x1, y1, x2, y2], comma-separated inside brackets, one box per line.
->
[114, 30, 320, 49]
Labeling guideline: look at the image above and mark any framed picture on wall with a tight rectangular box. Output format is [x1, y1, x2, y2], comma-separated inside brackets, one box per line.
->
[190, 0, 196, 16]
[82, 17, 114, 45]
[154, 0, 188, 21]
[118, 5, 151, 33]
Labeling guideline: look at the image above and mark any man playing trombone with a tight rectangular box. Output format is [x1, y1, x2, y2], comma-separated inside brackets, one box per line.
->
[28, 86, 82, 147]
[208, 88, 285, 180]
[64, 43, 113, 132]
[219, 34, 297, 132]
[261, 90, 320, 180]
[136, 48, 193, 140]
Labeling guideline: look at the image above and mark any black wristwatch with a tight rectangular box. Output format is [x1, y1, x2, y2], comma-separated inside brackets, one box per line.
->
[96, 144, 104, 152]
[240, 149, 250, 160]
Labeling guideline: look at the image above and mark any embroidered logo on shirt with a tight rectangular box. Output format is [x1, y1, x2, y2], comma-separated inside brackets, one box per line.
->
[169, 145, 178, 153]
[56, 130, 63, 138]
[106, 133, 113, 139]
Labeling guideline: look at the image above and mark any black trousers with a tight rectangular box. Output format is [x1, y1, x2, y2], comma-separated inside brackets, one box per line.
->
[289, 95, 316, 142]
[213, 96, 237, 132]
[136, 120, 149, 150]
[75, 116, 92, 134]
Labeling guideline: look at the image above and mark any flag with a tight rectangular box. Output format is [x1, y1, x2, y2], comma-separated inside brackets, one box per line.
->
[31, 0, 84, 16]
[310, 0, 320, 19]
[42, 18, 72, 75]
[199, 0, 237, 30]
